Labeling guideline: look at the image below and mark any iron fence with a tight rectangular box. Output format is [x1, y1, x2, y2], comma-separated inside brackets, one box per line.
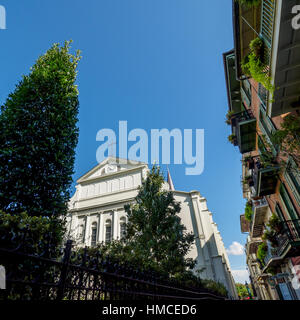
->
[0, 240, 226, 301]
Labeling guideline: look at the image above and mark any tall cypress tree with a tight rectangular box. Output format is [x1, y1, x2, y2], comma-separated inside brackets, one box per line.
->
[124, 166, 195, 276]
[0, 41, 81, 217]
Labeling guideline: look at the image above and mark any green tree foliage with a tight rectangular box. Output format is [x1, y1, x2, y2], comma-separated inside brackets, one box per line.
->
[70, 166, 228, 297]
[123, 165, 196, 276]
[271, 113, 300, 164]
[0, 41, 81, 218]
[228, 133, 237, 144]
[257, 242, 268, 265]
[236, 283, 253, 299]
[0, 211, 65, 256]
[244, 202, 253, 222]
[241, 38, 274, 95]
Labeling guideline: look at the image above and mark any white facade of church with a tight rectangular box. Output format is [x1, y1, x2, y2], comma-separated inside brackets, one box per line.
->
[66, 157, 238, 299]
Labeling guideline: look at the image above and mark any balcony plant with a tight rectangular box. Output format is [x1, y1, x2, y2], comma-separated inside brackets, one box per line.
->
[244, 201, 253, 222]
[228, 134, 237, 144]
[271, 113, 300, 165]
[266, 266, 277, 276]
[225, 110, 235, 125]
[267, 213, 282, 233]
[262, 229, 278, 247]
[257, 242, 268, 265]
[241, 37, 274, 96]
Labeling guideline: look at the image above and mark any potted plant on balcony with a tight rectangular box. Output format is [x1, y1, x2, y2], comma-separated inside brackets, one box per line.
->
[257, 242, 268, 266]
[266, 266, 277, 276]
[249, 37, 264, 61]
[262, 229, 278, 247]
[240, 37, 274, 95]
[268, 213, 282, 233]
[244, 201, 253, 222]
[228, 134, 237, 145]
[225, 110, 235, 125]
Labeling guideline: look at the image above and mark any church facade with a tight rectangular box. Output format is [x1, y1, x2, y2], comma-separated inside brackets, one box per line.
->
[66, 157, 238, 299]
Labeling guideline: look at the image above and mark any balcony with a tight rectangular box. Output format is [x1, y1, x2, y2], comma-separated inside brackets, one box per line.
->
[250, 198, 269, 238]
[232, 0, 262, 79]
[260, 0, 300, 117]
[223, 50, 243, 114]
[263, 219, 300, 270]
[231, 109, 257, 154]
[251, 156, 279, 197]
[246, 237, 262, 257]
[240, 214, 250, 233]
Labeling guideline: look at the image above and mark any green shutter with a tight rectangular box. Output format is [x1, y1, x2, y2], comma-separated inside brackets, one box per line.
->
[279, 183, 298, 220]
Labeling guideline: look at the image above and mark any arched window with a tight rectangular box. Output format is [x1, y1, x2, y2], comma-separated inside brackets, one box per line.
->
[91, 222, 97, 247]
[119, 217, 126, 239]
[105, 220, 112, 243]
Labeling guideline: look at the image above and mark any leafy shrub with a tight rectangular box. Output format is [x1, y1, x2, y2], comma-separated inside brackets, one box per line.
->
[228, 134, 237, 144]
[268, 213, 281, 230]
[244, 202, 253, 221]
[257, 242, 268, 264]
[271, 113, 300, 163]
[225, 110, 235, 125]
[0, 41, 81, 218]
[0, 211, 65, 256]
[241, 37, 274, 95]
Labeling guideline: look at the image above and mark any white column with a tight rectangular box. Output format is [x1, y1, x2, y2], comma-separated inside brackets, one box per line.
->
[113, 210, 118, 240]
[97, 212, 102, 244]
[68, 213, 76, 240]
[99, 212, 104, 243]
[191, 192, 216, 280]
[84, 214, 91, 246]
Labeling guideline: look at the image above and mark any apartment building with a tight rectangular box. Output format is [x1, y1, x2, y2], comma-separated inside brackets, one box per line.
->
[223, 0, 300, 300]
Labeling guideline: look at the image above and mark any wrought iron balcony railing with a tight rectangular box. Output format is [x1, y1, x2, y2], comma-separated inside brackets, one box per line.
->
[263, 219, 300, 267]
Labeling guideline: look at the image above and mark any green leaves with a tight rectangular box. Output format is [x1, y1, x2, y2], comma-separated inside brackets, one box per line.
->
[257, 242, 268, 265]
[241, 37, 274, 95]
[271, 114, 300, 164]
[0, 210, 65, 256]
[123, 165, 196, 276]
[0, 41, 81, 218]
[244, 202, 253, 221]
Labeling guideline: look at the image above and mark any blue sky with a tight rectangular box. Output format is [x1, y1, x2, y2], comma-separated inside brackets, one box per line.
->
[0, 0, 249, 283]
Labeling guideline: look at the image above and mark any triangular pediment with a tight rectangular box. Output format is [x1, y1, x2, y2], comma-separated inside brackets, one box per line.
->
[77, 157, 147, 183]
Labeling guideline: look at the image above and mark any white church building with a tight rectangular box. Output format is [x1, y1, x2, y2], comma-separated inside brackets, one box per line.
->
[66, 157, 238, 299]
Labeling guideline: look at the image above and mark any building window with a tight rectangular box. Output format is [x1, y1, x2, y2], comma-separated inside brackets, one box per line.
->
[120, 217, 126, 239]
[91, 222, 97, 247]
[105, 220, 112, 243]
